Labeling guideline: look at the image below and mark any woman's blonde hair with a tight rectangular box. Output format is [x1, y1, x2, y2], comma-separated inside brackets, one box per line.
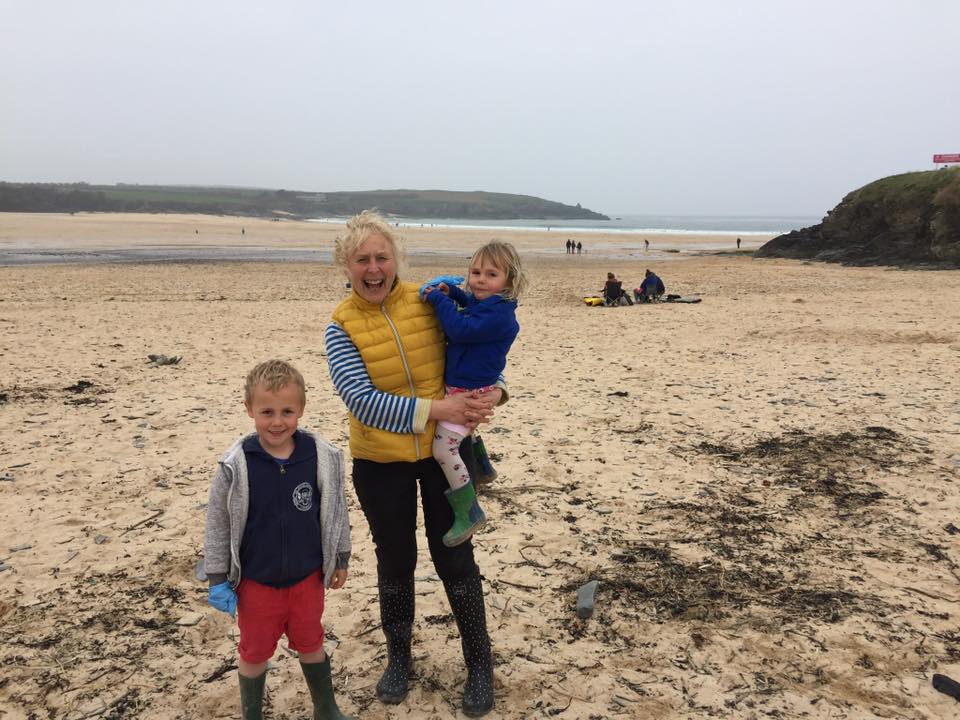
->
[333, 209, 406, 276]
[470, 240, 528, 301]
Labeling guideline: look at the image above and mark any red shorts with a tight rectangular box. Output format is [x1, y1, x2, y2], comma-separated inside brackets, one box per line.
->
[236, 571, 325, 664]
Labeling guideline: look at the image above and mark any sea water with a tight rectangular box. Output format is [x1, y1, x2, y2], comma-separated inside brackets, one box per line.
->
[307, 213, 821, 236]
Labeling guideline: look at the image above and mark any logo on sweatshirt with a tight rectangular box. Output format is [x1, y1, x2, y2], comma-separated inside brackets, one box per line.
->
[292, 482, 313, 511]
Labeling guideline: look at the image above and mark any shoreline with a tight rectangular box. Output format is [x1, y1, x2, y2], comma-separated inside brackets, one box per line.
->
[306, 216, 791, 236]
[0, 212, 771, 266]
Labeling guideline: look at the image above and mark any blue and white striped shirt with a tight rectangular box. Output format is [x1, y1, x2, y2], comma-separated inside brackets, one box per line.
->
[324, 322, 425, 434]
[325, 321, 507, 434]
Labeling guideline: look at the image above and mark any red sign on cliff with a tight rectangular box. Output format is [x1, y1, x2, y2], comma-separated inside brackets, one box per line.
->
[933, 153, 960, 163]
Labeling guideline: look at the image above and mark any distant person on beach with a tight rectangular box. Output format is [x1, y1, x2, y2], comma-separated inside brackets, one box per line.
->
[576, 241, 582, 255]
[422, 240, 526, 546]
[737, 237, 741, 249]
[644, 238, 649, 251]
[565, 239, 572, 254]
[325, 210, 502, 716]
[203, 360, 354, 719]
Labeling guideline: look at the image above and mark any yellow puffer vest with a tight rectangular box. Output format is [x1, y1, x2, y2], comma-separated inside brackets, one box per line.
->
[332, 280, 446, 463]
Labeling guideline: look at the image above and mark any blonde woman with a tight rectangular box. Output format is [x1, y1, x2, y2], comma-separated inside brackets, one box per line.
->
[325, 211, 503, 717]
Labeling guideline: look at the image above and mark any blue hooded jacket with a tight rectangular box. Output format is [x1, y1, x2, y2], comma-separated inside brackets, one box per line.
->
[426, 284, 519, 389]
[239, 430, 324, 588]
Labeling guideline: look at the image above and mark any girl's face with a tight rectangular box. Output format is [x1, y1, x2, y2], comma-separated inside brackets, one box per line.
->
[347, 233, 397, 305]
[468, 256, 509, 301]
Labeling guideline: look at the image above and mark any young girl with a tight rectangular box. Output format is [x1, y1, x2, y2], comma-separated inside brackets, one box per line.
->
[423, 240, 528, 546]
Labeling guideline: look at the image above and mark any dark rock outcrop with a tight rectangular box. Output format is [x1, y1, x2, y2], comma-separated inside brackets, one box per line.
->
[755, 168, 960, 267]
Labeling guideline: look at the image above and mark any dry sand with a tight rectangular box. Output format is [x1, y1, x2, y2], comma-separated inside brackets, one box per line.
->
[1, 213, 959, 719]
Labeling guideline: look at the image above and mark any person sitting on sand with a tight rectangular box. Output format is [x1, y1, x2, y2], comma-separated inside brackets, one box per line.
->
[204, 360, 354, 720]
[603, 272, 633, 306]
[635, 269, 665, 303]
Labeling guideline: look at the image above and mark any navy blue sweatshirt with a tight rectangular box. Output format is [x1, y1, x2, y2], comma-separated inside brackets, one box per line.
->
[239, 430, 324, 588]
[426, 285, 519, 389]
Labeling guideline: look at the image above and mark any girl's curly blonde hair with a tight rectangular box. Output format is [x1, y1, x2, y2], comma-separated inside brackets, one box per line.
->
[470, 240, 528, 301]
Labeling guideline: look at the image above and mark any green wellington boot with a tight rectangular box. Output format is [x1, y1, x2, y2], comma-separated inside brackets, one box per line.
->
[443, 481, 487, 547]
[238, 671, 266, 720]
[301, 655, 354, 720]
[472, 435, 498, 484]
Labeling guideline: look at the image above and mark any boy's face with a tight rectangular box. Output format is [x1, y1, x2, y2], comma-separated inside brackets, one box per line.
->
[468, 257, 508, 301]
[245, 382, 304, 458]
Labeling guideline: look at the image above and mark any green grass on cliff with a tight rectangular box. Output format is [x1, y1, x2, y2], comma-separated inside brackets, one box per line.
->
[850, 167, 960, 203]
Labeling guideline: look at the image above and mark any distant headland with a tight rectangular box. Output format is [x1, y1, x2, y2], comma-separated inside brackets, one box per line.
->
[0, 183, 609, 221]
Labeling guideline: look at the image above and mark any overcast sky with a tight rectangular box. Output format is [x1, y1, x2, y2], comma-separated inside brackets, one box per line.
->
[2, 1, 957, 216]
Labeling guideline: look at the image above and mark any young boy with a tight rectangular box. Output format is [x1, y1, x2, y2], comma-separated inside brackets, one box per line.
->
[203, 360, 353, 720]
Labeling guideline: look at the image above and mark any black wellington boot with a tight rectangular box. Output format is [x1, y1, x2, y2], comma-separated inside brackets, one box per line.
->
[443, 575, 494, 717]
[376, 576, 415, 703]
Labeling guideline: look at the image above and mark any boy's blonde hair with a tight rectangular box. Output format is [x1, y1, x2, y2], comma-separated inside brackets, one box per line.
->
[334, 209, 406, 276]
[244, 359, 306, 407]
[470, 240, 528, 301]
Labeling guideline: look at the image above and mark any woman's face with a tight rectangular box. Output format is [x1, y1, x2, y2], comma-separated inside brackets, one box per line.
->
[348, 232, 397, 305]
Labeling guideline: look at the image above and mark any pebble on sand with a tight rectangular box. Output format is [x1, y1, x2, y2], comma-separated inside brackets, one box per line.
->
[577, 580, 600, 619]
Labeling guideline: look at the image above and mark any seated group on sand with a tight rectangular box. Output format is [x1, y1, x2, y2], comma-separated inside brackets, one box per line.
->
[601, 269, 664, 306]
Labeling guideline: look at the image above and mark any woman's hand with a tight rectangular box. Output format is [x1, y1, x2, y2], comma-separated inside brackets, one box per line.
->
[463, 388, 502, 432]
[430, 388, 501, 427]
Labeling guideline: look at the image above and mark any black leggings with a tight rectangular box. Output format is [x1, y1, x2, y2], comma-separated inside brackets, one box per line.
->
[352, 458, 480, 583]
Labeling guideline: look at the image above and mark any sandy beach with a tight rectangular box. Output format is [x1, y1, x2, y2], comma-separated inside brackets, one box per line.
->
[1, 213, 959, 719]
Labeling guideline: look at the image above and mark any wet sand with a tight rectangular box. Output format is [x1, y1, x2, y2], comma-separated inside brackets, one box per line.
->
[0, 212, 764, 265]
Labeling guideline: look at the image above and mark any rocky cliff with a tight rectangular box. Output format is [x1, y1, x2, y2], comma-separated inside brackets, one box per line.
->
[755, 168, 960, 267]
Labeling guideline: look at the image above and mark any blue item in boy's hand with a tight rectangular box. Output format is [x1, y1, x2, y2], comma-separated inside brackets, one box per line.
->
[208, 581, 238, 617]
[419, 275, 465, 297]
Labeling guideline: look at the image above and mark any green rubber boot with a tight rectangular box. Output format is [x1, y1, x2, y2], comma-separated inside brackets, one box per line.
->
[443, 482, 487, 547]
[472, 435, 498, 484]
[301, 655, 354, 720]
[238, 671, 266, 720]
